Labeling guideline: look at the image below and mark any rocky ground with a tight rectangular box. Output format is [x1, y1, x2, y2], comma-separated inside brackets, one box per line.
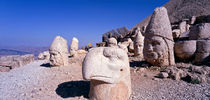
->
[0, 54, 209, 100]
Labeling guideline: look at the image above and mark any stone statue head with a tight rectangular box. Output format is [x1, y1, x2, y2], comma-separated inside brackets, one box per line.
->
[143, 7, 175, 66]
[82, 47, 131, 100]
[134, 27, 144, 57]
[70, 37, 79, 57]
[108, 38, 117, 47]
[49, 36, 69, 66]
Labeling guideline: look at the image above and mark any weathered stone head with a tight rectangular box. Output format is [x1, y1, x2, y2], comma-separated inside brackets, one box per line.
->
[143, 7, 175, 66]
[70, 37, 79, 57]
[82, 47, 131, 100]
[134, 27, 144, 57]
[49, 36, 69, 66]
[108, 38, 118, 47]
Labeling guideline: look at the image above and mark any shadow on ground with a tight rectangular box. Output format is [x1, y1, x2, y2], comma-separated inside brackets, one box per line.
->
[40, 63, 51, 68]
[56, 80, 90, 98]
[130, 61, 151, 68]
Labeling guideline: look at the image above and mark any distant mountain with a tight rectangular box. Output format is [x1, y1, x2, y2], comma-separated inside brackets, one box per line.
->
[0, 49, 30, 57]
[131, 0, 210, 31]
[0, 46, 49, 57]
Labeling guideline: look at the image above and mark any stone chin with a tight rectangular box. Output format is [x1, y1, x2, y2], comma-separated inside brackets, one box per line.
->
[90, 76, 115, 84]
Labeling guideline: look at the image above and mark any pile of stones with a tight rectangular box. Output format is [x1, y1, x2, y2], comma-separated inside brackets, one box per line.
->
[0, 54, 34, 72]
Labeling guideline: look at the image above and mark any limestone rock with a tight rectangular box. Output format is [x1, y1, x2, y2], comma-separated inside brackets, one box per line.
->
[108, 38, 117, 47]
[70, 37, 79, 57]
[194, 40, 210, 63]
[77, 50, 87, 54]
[134, 28, 144, 57]
[174, 40, 196, 60]
[158, 72, 169, 78]
[38, 51, 50, 60]
[189, 23, 210, 40]
[49, 36, 69, 66]
[82, 47, 131, 100]
[144, 7, 175, 66]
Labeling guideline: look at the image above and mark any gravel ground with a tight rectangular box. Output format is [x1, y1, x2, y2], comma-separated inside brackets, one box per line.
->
[0, 55, 209, 100]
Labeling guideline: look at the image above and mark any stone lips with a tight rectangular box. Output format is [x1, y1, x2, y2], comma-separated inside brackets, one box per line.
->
[82, 47, 131, 100]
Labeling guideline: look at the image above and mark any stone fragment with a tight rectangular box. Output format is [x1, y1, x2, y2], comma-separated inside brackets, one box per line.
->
[166, 67, 186, 80]
[0, 54, 34, 69]
[172, 29, 181, 38]
[70, 37, 79, 57]
[0, 66, 10, 72]
[143, 7, 175, 66]
[179, 21, 187, 34]
[38, 51, 50, 60]
[134, 27, 144, 57]
[118, 43, 128, 53]
[49, 36, 69, 66]
[158, 72, 169, 78]
[174, 40, 196, 60]
[82, 47, 131, 100]
[108, 38, 118, 47]
[190, 16, 196, 25]
[189, 23, 210, 40]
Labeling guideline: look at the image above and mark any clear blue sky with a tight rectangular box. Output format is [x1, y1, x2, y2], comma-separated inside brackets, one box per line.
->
[0, 0, 169, 47]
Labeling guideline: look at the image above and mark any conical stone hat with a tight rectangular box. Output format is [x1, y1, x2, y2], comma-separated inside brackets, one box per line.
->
[49, 36, 68, 54]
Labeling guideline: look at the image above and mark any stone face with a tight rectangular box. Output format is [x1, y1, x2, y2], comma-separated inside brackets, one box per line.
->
[174, 40, 197, 60]
[179, 21, 187, 34]
[0, 54, 34, 69]
[38, 51, 50, 60]
[49, 36, 69, 66]
[108, 38, 117, 47]
[194, 40, 210, 63]
[189, 23, 210, 40]
[144, 7, 175, 66]
[82, 47, 131, 100]
[134, 27, 144, 57]
[70, 37, 79, 57]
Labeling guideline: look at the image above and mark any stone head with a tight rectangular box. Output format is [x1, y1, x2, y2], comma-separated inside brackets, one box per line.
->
[49, 36, 69, 66]
[108, 38, 117, 47]
[82, 47, 130, 84]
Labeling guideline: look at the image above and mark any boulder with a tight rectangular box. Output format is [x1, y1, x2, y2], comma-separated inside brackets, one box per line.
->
[174, 40, 197, 60]
[108, 38, 118, 47]
[38, 51, 50, 60]
[158, 72, 169, 78]
[194, 40, 210, 63]
[70, 37, 79, 57]
[144, 7, 175, 66]
[49, 36, 69, 66]
[189, 23, 210, 40]
[82, 47, 131, 100]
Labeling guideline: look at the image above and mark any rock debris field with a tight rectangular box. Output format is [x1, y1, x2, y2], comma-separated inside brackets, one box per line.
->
[0, 54, 209, 100]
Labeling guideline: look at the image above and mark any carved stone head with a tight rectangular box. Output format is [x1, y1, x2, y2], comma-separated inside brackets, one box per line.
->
[49, 36, 69, 66]
[70, 37, 79, 57]
[82, 47, 131, 100]
[134, 27, 144, 57]
[143, 7, 175, 66]
[108, 38, 117, 47]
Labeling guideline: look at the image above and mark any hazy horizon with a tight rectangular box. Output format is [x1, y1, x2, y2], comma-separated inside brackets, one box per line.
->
[0, 0, 169, 48]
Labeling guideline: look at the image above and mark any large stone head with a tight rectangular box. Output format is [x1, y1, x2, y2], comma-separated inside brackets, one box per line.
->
[82, 47, 131, 100]
[82, 47, 130, 83]
[134, 27, 144, 57]
[70, 37, 79, 56]
[49, 36, 69, 66]
[143, 7, 175, 66]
